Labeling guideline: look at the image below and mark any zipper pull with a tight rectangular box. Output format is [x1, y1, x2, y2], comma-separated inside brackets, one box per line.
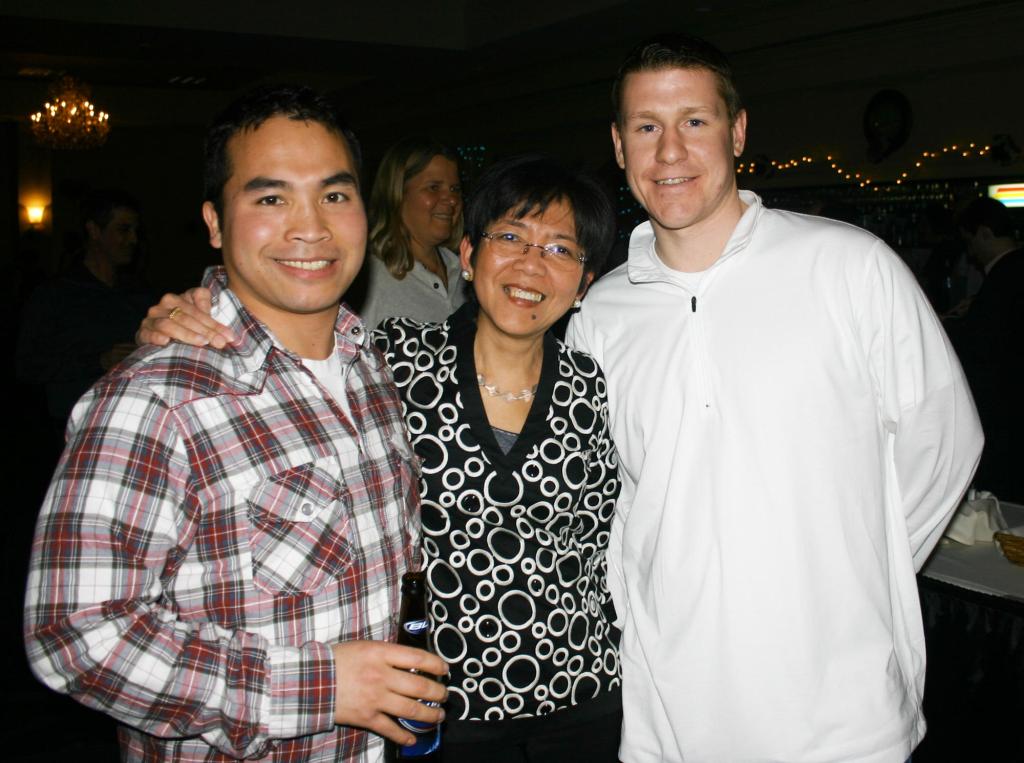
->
[691, 296, 697, 313]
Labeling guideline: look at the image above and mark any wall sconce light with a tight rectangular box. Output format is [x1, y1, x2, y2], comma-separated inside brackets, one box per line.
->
[20, 200, 50, 230]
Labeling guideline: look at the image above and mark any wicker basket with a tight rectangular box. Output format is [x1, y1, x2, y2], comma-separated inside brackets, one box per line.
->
[994, 532, 1024, 566]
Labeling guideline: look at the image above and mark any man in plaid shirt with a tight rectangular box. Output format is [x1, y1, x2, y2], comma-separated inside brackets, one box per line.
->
[24, 85, 447, 762]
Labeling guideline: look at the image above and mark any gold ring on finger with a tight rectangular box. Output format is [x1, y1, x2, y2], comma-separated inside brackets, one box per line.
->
[168, 306, 183, 321]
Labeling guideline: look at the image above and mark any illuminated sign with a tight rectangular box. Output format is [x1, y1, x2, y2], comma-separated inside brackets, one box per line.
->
[988, 183, 1024, 208]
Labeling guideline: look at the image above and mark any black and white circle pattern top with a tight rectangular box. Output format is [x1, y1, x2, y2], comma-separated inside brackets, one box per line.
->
[374, 304, 621, 721]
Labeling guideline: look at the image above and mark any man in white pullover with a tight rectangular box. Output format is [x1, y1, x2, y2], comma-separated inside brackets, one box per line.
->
[566, 35, 983, 763]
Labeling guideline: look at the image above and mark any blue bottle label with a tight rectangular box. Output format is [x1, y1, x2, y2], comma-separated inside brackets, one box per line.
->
[396, 704, 441, 757]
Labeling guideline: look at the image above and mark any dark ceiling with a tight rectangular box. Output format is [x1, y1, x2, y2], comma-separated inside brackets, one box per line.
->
[3, 0, 1022, 176]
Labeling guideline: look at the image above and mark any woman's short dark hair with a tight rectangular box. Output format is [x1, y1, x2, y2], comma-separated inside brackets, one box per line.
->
[203, 84, 361, 217]
[464, 155, 614, 280]
[612, 34, 743, 125]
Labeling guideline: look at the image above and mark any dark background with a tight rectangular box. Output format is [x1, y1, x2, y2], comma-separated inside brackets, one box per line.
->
[3, 2, 1022, 760]
[4, 0, 1023, 291]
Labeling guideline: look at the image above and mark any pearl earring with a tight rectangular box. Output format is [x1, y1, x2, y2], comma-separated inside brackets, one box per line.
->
[572, 299, 582, 309]
[462, 269, 473, 282]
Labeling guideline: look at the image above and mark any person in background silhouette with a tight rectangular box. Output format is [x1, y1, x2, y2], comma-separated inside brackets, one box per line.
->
[946, 197, 1024, 501]
[17, 189, 153, 437]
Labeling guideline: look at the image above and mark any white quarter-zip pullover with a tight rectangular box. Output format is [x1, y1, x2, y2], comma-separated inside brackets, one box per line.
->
[567, 191, 982, 763]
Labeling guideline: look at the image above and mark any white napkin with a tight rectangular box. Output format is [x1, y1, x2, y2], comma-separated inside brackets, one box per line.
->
[944, 490, 1008, 545]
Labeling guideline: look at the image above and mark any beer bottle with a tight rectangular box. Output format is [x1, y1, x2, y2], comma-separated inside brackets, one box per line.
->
[386, 571, 441, 761]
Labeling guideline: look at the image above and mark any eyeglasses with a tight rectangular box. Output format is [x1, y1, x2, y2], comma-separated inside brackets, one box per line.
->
[480, 231, 587, 267]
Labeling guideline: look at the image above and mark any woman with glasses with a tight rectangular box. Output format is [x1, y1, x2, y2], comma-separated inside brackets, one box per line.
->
[351, 136, 466, 330]
[136, 155, 622, 762]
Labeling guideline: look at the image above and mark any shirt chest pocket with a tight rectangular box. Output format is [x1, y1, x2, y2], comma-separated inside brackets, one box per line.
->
[246, 461, 353, 597]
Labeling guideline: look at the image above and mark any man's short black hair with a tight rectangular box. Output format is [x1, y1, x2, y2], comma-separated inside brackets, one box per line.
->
[203, 84, 362, 217]
[958, 196, 1013, 238]
[612, 34, 743, 125]
[464, 154, 614, 280]
[81, 189, 140, 231]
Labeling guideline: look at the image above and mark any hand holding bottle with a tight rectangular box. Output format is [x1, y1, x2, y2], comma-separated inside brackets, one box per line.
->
[331, 640, 447, 746]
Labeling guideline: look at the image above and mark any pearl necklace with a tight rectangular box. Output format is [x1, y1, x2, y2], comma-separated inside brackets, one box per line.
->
[477, 373, 537, 402]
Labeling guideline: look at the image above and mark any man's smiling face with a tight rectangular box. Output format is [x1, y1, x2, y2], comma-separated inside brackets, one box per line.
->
[202, 115, 366, 335]
[612, 66, 746, 241]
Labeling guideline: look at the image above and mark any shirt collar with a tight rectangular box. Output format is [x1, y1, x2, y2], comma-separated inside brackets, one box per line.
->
[626, 190, 763, 285]
[202, 267, 379, 389]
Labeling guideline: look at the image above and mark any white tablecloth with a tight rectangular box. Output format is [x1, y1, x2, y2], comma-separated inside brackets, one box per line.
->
[921, 502, 1024, 602]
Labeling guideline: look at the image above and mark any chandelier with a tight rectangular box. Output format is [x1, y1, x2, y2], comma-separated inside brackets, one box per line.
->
[30, 76, 110, 149]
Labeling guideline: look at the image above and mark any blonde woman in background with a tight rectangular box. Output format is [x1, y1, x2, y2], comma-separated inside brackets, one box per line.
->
[352, 136, 465, 329]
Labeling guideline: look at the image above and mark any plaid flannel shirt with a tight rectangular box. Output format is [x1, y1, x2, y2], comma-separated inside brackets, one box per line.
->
[25, 268, 420, 762]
